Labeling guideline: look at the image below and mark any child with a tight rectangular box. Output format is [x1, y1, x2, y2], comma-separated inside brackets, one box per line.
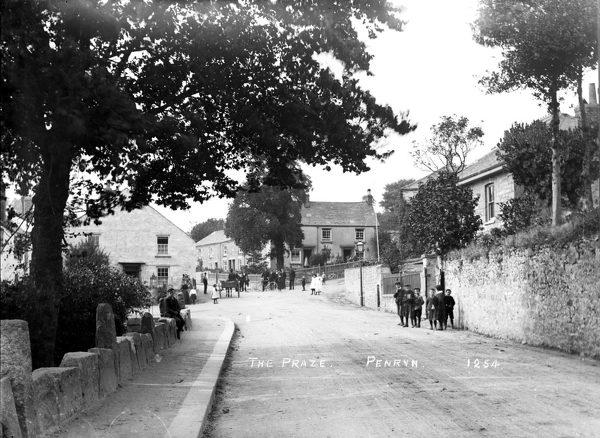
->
[310, 274, 317, 295]
[315, 273, 323, 295]
[426, 288, 436, 330]
[211, 284, 220, 304]
[301, 275, 306, 291]
[412, 288, 424, 328]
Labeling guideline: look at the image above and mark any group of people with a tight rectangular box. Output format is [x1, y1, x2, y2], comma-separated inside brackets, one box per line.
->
[309, 273, 324, 295]
[261, 268, 297, 290]
[393, 283, 455, 330]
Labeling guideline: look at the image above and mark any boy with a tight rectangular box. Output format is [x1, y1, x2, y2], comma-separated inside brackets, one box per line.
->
[444, 289, 456, 329]
[426, 288, 436, 330]
[412, 288, 424, 328]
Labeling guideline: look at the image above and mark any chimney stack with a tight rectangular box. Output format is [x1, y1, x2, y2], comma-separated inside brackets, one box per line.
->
[590, 83, 598, 105]
[304, 194, 310, 208]
[366, 189, 373, 206]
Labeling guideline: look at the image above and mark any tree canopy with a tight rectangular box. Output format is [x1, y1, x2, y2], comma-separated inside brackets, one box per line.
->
[472, 0, 598, 225]
[406, 172, 482, 255]
[225, 177, 308, 270]
[1, 0, 415, 368]
[190, 218, 225, 243]
[497, 120, 599, 209]
[410, 115, 484, 176]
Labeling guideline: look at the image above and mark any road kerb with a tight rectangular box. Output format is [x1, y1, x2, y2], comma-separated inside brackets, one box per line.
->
[164, 317, 235, 438]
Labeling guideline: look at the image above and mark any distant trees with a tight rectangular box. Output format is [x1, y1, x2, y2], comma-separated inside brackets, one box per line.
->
[190, 219, 225, 243]
[225, 173, 308, 270]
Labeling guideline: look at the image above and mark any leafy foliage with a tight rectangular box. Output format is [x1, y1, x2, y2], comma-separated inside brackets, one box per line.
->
[244, 251, 269, 274]
[497, 193, 545, 236]
[497, 120, 599, 208]
[64, 239, 110, 270]
[472, 0, 598, 225]
[410, 115, 484, 176]
[407, 172, 482, 255]
[225, 174, 308, 269]
[189, 219, 225, 243]
[1, 0, 415, 367]
[309, 249, 331, 267]
[57, 259, 152, 365]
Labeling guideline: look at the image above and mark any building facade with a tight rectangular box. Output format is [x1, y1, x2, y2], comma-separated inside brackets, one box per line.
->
[68, 206, 196, 289]
[195, 230, 251, 272]
[288, 196, 378, 268]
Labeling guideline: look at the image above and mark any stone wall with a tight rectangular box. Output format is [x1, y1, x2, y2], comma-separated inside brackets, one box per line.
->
[445, 239, 600, 358]
[344, 264, 391, 311]
[0, 306, 187, 437]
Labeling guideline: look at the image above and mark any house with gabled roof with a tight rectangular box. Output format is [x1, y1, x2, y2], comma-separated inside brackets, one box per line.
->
[67, 205, 196, 289]
[401, 148, 520, 231]
[195, 230, 251, 272]
[292, 195, 378, 267]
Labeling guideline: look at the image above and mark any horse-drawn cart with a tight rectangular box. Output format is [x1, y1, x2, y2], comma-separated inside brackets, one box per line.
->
[220, 280, 240, 297]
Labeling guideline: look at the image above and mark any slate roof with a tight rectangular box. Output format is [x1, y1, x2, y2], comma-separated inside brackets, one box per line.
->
[196, 230, 230, 246]
[301, 201, 376, 227]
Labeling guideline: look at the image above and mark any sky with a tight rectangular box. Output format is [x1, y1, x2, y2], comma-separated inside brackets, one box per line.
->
[152, 0, 597, 233]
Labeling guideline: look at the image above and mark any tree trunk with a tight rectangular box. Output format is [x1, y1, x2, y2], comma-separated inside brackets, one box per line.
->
[577, 71, 594, 211]
[272, 237, 285, 270]
[29, 145, 73, 368]
[550, 93, 562, 226]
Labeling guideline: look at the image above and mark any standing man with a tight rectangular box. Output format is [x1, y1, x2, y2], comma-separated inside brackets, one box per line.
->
[202, 272, 208, 294]
[433, 285, 446, 330]
[393, 283, 407, 326]
[262, 269, 270, 291]
[402, 287, 414, 328]
[444, 289, 456, 329]
[426, 288, 437, 330]
[289, 268, 296, 290]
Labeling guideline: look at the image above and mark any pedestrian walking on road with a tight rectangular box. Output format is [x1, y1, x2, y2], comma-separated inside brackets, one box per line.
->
[444, 289, 456, 329]
[310, 273, 317, 295]
[412, 288, 424, 328]
[211, 284, 220, 304]
[315, 273, 323, 295]
[426, 288, 436, 330]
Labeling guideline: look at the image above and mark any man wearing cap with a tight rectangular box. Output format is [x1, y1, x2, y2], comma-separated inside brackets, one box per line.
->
[165, 288, 186, 339]
[393, 283, 408, 326]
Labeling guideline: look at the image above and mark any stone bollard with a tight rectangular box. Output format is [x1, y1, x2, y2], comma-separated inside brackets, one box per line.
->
[177, 291, 186, 309]
[153, 322, 167, 353]
[1, 376, 22, 438]
[116, 337, 133, 381]
[0, 320, 36, 438]
[95, 303, 120, 383]
[124, 332, 145, 371]
[88, 348, 118, 398]
[140, 312, 156, 344]
[59, 352, 100, 410]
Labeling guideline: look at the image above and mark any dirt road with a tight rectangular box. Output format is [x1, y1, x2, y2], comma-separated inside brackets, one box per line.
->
[204, 279, 600, 437]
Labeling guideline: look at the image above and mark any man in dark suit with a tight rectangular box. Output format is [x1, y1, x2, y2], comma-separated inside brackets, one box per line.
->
[262, 269, 270, 291]
[289, 268, 296, 290]
[165, 288, 186, 339]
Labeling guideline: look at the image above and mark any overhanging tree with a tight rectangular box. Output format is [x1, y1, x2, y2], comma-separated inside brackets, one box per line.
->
[1, 0, 415, 367]
[407, 172, 482, 255]
[473, 0, 598, 225]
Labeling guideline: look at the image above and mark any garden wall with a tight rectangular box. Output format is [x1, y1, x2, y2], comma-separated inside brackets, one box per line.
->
[0, 306, 190, 437]
[445, 239, 600, 358]
[345, 264, 392, 311]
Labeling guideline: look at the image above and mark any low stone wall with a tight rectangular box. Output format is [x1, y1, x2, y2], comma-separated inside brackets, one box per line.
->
[344, 265, 392, 311]
[445, 238, 600, 358]
[0, 307, 186, 437]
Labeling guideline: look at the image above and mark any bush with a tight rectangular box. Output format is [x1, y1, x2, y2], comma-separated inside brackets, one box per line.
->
[497, 193, 545, 236]
[55, 262, 152, 364]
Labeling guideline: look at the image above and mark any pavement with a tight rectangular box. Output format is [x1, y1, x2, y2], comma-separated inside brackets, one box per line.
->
[50, 292, 235, 438]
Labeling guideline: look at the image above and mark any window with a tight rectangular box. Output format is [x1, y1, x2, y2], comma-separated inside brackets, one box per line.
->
[321, 228, 332, 241]
[157, 236, 169, 254]
[157, 267, 169, 286]
[291, 249, 301, 263]
[209, 247, 214, 258]
[223, 245, 228, 257]
[88, 234, 100, 247]
[355, 229, 365, 241]
[485, 183, 495, 221]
